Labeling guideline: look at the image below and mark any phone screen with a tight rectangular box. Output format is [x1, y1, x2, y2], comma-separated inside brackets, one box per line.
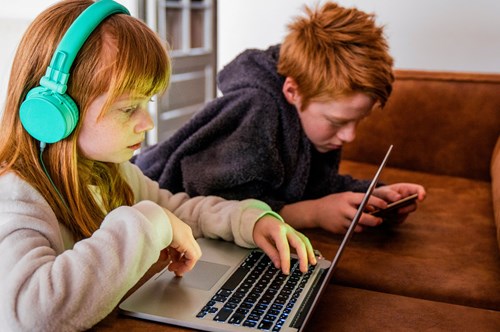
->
[369, 193, 418, 218]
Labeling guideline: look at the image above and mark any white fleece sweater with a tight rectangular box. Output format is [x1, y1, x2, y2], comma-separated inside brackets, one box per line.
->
[0, 162, 272, 331]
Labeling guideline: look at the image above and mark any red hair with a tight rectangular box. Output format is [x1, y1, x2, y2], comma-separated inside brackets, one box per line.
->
[0, 0, 171, 240]
[278, 2, 394, 110]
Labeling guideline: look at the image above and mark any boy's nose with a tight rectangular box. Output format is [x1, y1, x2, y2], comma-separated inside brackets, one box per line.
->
[337, 123, 356, 143]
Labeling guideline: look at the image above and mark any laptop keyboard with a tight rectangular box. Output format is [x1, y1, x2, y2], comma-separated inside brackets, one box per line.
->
[197, 250, 314, 331]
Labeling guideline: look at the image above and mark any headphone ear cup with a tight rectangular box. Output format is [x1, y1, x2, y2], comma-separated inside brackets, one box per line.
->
[20, 86, 79, 143]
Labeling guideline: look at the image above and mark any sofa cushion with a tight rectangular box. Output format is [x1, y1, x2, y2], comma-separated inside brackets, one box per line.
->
[492, 135, 500, 250]
[304, 160, 500, 311]
[342, 70, 500, 182]
[95, 284, 500, 331]
[310, 285, 500, 332]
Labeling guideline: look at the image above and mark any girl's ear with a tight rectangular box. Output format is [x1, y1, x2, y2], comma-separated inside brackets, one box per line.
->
[282, 76, 302, 106]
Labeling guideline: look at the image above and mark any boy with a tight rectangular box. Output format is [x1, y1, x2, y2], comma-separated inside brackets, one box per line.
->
[134, 2, 426, 234]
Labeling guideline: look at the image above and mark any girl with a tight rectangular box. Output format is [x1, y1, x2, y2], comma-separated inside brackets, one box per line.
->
[0, 1, 316, 331]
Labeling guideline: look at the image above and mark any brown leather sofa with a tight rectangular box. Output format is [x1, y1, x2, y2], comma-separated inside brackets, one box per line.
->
[93, 70, 499, 331]
[308, 69, 500, 330]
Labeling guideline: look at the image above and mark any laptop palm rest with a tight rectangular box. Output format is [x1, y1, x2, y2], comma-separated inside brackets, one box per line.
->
[120, 239, 250, 325]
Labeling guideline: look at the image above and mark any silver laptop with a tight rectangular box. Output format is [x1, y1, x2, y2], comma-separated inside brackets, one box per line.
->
[119, 145, 393, 331]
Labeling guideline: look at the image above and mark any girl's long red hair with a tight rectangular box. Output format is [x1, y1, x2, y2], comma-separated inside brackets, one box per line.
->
[0, 0, 171, 241]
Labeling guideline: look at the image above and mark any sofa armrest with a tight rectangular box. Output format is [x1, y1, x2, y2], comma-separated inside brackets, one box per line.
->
[491, 135, 500, 251]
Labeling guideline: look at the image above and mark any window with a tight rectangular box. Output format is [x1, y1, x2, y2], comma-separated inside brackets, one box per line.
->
[139, 0, 217, 145]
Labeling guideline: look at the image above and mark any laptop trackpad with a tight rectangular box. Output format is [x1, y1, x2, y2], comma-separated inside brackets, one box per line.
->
[161, 260, 230, 291]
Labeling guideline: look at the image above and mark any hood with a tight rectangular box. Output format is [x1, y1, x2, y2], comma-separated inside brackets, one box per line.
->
[217, 44, 285, 95]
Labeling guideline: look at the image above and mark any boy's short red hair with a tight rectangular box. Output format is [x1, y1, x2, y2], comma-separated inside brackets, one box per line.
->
[278, 2, 394, 110]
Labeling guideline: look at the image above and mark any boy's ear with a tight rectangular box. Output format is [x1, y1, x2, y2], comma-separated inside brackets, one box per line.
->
[282, 77, 301, 105]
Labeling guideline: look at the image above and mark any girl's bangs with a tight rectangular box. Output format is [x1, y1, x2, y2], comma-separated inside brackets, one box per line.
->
[121, 21, 170, 98]
[90, 16, 171, 117]
[125, 54, 169, 97]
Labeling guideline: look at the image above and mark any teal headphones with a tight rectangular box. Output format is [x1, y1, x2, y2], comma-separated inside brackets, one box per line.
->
[19, 0, 130, 144]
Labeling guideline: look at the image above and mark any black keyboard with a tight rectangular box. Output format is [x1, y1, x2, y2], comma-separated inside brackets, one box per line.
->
[197, 251, 314, 331]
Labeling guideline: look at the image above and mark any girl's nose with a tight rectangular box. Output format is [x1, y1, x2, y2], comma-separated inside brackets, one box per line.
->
[135, 108, 154, 133]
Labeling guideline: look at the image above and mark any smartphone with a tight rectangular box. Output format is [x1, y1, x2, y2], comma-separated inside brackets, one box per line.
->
[369, 193, 419, 218]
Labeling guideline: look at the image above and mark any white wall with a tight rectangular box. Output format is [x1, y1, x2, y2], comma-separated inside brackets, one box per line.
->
[2, 0, 500, 110]
[0, 0, 137, 110]
[0, 0, 137, 19]
[218, 0, 500, 74]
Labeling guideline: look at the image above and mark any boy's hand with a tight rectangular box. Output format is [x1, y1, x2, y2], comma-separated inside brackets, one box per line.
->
[253, 216, 317, 275]
[372, 183, 426, 224]
[373, 183, 426, 203]
[309, 191, 388, 233]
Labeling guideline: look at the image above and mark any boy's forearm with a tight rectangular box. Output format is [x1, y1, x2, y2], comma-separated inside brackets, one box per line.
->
[279, 200, 318, 229]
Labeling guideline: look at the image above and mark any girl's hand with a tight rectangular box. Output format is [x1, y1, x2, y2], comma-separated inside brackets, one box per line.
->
[162, 208, 202, 277]
[253, 216, 317, 275]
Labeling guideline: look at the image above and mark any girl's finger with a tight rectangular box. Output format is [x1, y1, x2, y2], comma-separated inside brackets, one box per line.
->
[286, 232, 308, 273]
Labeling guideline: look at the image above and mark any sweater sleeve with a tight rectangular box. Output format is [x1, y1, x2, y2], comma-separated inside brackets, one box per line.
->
[0, 172, 172, 331]
[332, 173, 372, 193]
[121, 162, 275, 248]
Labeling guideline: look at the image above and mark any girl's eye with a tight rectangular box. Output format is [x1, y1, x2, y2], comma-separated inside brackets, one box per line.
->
[120, 105, 139, 114]
[114, 98, 152, 115]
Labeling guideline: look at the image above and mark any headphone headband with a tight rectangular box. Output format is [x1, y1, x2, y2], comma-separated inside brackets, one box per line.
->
[41, 0, 130, 94]
[20, 0, 130, 144]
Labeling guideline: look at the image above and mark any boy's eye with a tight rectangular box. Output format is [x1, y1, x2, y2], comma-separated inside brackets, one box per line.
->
[330, 121, 344, 128]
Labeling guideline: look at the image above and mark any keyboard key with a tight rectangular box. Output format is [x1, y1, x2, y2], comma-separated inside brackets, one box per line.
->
[243, 319, 258, 328]
[248, 313, 262, 321]
[258, 320, 274, 330]
[212, 294, 228, 302]
[264, 313, 278, 322]
[214, 308, 233, 322]
[218, 288, 231, 296]
[198, 250, 317, 330]
[221, 267, 250, 291]
[196, 310, 207, 318]
[228, 312, 246, 325]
